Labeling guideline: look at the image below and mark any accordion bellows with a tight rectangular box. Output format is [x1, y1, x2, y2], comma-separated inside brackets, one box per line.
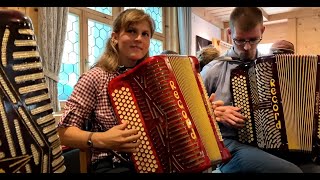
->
[0, 10, 65, 173]
[231, 54, 320, 159]
[108, 55, 230, 173]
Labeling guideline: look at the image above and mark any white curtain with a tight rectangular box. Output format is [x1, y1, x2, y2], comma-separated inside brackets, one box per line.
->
[38, 7, 69, 112]
[165, 7, 180, 53]
[177, 7, 192, 55]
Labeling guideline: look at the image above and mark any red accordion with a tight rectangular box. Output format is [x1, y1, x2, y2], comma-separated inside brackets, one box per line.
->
[230, 54, 320, 161]
[0, 10, 65, 173]
[108, 55, 230, 173]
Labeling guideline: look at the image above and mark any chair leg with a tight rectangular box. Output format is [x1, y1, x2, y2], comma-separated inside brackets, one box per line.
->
[79, 150, 90, 173]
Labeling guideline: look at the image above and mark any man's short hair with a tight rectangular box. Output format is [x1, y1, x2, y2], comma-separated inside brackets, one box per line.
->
[270, 40, 295, 54]
[229, 7, 263, 33]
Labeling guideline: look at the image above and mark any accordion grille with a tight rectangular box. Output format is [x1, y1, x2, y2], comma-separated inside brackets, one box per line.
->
[168, 56, 221, 162]
[109, 55, 228, 172]
[0, 10, 65, 173]
[276, 54, 318, 151]
[231, 54, 320, 154]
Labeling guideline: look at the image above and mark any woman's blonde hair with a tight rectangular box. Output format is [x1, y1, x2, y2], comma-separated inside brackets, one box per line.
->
[94, 8, 155, 72]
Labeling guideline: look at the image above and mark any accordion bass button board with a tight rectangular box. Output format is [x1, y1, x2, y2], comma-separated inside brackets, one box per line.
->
[0, 10, 66, 173]
[108, 55, 231, 173]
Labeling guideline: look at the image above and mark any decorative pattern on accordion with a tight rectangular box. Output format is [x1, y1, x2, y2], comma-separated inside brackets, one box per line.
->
[0, 10, 65, 173]
[109, 55, 230, 173]
[231, 54, 320, 157]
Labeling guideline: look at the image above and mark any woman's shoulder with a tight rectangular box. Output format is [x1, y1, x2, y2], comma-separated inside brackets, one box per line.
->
[81, 67, 117, 81]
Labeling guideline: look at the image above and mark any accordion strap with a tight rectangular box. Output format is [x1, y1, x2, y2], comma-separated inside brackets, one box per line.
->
[214, 56, 242, 63]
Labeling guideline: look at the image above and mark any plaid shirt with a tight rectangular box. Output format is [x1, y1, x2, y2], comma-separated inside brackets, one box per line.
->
[58, 67, 120, 164]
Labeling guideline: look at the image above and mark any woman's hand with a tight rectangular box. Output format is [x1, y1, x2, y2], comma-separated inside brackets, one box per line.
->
[94, 121, 141, 153]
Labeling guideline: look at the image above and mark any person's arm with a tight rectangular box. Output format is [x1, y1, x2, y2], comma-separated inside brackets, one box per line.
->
[58, 122, 141, 152]
[201, 62, 246, 129]
[58, 69, 141, 152]
[58, 126, 93, 150]
[57, 70, 98, 149]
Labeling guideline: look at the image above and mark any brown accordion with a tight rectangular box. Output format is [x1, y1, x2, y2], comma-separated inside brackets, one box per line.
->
[0, 10, 65, 173]
[108, 55, 230, 173]
[230, 54, 320, 159]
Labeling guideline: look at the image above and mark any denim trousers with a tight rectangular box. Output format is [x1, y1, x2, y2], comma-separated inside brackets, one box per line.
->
[217, 138, 320, 173]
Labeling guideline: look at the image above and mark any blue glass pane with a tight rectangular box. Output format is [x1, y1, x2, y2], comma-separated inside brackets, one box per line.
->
[149, 39, 163, 56]
[64, 84, 74, 97]
[59, 72, 68, 85]
[88, 19, 112, 67]
[58, 13, 80, 101]
[96, 37, 104, 49]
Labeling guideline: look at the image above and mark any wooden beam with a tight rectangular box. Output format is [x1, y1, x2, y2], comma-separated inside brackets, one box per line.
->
[287, 18, 297, 53]
[259, 7, 269, 21]
[206, 7, 234, 14]
[26, 8, 38, 37]
[268, 8, 320, 21]
[191, 7, 224, 29]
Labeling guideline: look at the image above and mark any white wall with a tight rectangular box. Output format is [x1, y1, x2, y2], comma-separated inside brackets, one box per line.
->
[191, 13, 221, 56]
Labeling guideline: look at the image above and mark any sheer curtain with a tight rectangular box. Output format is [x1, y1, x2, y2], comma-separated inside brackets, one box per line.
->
[165, 7, 180, 53]
[38, 7, 69, 112]
[177, 7, 192, 55]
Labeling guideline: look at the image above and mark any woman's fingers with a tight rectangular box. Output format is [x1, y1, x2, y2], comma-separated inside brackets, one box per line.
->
[122, 128, 140, 137]
[124, 132, 141, 142]
[118, 141, 141, 152]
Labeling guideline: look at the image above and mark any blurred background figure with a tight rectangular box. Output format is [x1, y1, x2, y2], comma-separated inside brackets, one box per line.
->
[196, 44, 220, 71]
[160, 50, 179, 55]
[270, 39, 295, 54]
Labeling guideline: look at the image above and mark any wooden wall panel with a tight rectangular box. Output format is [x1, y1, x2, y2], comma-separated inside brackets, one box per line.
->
[26, 8, 38, 37]
[261, 22, 288, 44]
[258, 9, 320, 54]
[296, 15, 320, 54]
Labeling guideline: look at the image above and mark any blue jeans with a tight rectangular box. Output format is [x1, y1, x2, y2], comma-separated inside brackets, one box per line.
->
[217, 138, 320, 173]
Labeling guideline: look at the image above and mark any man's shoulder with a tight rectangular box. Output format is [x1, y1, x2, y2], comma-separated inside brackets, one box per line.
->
[203, 56, 229, 70]
[200, 58, 227, 78]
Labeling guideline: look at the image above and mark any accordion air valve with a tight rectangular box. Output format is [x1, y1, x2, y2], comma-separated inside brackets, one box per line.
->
[108, 55, 230, 173]
[0, 9, 65, 173]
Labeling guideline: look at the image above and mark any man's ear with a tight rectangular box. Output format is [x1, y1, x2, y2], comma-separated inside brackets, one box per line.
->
[261, 25, 266, 35]
[227, 28, 232, 36]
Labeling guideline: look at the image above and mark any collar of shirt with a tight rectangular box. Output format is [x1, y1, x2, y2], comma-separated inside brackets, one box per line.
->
[224, 47, 262, 61]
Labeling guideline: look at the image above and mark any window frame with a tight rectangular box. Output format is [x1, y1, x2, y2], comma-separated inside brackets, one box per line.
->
[58, 7, 166, 112]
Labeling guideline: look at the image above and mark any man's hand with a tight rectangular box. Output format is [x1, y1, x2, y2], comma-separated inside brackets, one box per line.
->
[209, 93, 246, 129]
[209, 93, 224, 110]
[214, 106, 246, 129]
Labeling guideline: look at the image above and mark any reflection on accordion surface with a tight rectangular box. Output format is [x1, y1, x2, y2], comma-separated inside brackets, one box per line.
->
[108, 55, 230, 173]
[0, 10, 65, 172]
[230, 54, 320, 160]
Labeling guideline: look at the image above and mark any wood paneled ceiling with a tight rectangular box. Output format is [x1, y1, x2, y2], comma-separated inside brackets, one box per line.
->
[192, 7, 320, 29]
